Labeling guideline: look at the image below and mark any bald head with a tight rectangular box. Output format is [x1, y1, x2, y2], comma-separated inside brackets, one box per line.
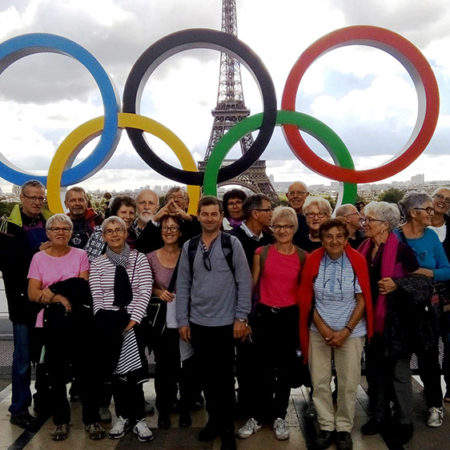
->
[286, 181, 309, 213]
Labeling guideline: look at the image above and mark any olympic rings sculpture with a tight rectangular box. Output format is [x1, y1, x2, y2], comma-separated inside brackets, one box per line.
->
[0, 25, 440, 212]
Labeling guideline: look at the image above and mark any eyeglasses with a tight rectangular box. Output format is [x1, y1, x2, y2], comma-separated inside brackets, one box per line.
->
[22, 193, 46, 203]
[48, 227, 71, 233]
[227, 200, 243, 207]
[287, 190, 308, 197]
[305, 212, 327, 219]
[361, 216, 385, 224]
[271, 224, 295, 232]
[255, 208, 273, 212]
[414, 207, 435, 215]
[161, 225, 179, 233]
[104, 228, 125, 235]
[433, 193, 450, 206]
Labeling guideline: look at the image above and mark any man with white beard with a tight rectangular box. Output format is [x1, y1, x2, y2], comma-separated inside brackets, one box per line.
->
[133, 189, 160, 238]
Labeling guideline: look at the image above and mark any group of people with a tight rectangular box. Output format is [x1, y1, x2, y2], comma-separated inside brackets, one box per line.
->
[1, 179, 449, 450]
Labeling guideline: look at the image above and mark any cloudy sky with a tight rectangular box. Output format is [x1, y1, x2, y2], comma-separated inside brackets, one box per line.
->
[1, 0, 450, 193]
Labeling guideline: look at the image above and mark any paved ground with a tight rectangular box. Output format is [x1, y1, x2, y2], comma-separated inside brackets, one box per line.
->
[1, 375, 449, 450]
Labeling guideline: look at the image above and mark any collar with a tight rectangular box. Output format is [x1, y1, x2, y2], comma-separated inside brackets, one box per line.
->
[241, 221, 263, 240]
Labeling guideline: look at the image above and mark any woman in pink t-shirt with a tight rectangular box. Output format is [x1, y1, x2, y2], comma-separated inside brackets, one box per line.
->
[237, 206, 306, 442]
[27, 213, 100, 441]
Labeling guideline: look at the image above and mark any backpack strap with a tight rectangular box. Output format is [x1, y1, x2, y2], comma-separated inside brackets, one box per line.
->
[293, 245, 307, 282]
[220, 232, 234, 276]
[259, 245, 271, 281]
[188, 234, 201, 280]
[188, 232, 235, 279]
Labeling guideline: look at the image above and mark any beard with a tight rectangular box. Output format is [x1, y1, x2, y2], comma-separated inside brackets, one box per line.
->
[138, 211, 153, 224]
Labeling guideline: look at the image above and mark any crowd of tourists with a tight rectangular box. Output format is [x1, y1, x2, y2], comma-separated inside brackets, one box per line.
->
[1, 179, 449, 450]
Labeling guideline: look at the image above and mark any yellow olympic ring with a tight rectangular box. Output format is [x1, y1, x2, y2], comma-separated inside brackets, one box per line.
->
[47, 112, 200, 215]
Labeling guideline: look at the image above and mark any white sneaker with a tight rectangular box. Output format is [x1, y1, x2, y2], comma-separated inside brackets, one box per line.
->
[427, 407, 444, 427]
[108, 416, 130, 439]
[237, 418, 262, 439]
[273, 417, 289, 440]
[133, 418, 154, 442]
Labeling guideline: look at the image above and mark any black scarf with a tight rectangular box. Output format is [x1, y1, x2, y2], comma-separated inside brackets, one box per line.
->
[106, 243, 133, 308]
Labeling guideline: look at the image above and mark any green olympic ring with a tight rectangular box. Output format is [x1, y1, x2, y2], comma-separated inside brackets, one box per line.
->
[203, 110, 357, 206]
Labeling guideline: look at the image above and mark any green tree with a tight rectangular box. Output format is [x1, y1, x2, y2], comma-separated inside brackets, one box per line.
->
[378, 188, 405, 204]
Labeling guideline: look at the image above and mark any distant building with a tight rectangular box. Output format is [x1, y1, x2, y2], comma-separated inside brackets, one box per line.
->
[411, 174, 424, 184]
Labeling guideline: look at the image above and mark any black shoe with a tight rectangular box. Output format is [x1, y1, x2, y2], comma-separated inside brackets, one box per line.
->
[315, 430, 335, 450]
[360, 418, 385, 435]
[10, 412, 41, 432]
[179, 411, 192, 428]
[397, 423, 414, 445]
[221, 431, 237, 450]
[157, 413, 171, 429]
[336, 431, 353, 450]
[190, 397, 204, 411]
[198, 422, 220, 441]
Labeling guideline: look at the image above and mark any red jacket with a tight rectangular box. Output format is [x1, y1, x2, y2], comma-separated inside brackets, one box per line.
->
[297, 244, 373, 362]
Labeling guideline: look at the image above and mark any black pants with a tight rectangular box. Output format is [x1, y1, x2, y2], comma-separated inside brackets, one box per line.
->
[190, 323, 235, 432]
[113, 378, 145, 422]
[416, 344, 443, 408]
[365, 338, 413, 424]
[252, 303, 299, 422]
[95, 309, 147, 422]
[44, 305, 101, 425]
[154, 328, 181, 414]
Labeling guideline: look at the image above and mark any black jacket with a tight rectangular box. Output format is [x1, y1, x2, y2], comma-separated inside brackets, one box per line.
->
[384, 274, 435, 358]
[0, 220, 40, 324]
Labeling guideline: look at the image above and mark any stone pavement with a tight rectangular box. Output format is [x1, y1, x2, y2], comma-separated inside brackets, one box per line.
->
[1, 376, 449, 450]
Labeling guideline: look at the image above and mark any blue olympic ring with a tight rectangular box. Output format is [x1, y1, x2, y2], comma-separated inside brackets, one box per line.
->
[0, 33, 120, 186]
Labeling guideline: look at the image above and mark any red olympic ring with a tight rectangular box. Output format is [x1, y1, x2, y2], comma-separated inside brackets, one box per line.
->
[281, 25, 440, 184]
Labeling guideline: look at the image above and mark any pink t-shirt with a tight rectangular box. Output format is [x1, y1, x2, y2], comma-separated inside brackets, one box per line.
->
[28, 247, 90, 326]
[256, 245, 302, 308]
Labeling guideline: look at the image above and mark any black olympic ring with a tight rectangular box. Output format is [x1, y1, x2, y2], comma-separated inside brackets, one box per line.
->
[123, 28, 277, 185]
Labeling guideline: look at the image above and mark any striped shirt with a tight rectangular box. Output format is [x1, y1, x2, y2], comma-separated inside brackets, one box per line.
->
[89, 249, 153, 324]
[311, 252, 366, 337]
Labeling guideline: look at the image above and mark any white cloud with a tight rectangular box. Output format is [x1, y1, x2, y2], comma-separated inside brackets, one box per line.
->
[0, 0, 450, 194]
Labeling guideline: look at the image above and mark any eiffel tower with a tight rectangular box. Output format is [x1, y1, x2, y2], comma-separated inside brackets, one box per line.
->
[198, 0, 277, 201]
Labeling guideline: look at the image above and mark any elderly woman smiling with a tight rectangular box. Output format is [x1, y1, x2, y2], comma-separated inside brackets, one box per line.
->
[299, 219, 373, 450]
[27, 213, 101, 441]
[89, 216, 153, 443]
[237, 206, 306, 442]
[298, 197, 332, 252]
[358, 201, 422, 445]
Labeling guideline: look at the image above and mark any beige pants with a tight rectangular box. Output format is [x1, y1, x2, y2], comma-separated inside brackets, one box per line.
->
[308, 330, 364, 432]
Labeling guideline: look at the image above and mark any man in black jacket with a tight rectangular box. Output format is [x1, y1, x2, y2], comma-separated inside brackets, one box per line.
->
[1, 180, 51, 430]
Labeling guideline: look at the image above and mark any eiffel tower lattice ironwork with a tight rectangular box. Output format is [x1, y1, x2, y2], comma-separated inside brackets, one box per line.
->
[198, 0, 277, 200]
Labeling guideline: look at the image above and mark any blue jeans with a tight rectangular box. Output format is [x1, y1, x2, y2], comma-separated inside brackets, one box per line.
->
[9, 323, 32, 415]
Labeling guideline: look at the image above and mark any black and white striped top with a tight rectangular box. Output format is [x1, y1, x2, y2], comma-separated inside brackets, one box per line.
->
[89, 249, 152, 323]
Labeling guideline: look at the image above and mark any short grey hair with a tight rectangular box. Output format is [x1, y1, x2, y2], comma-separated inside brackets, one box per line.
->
[303, 196, 332, 217]
[102, 216, 127, 234]
[46, 213, 73, 231]
[364, 201, 400, 232]
[271, 206, 299, 232]
[21, 180, 45, 194]
[398, 191, 432, 220]
[334, 204, 355, 217]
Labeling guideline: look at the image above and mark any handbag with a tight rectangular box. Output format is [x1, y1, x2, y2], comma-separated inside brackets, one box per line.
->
[146, 256, 179, 337]
[146, 295, 167, 337]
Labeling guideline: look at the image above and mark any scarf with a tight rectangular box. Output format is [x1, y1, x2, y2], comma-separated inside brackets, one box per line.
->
[358, 233, 406, 334]
[106, 243, 133, 308]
